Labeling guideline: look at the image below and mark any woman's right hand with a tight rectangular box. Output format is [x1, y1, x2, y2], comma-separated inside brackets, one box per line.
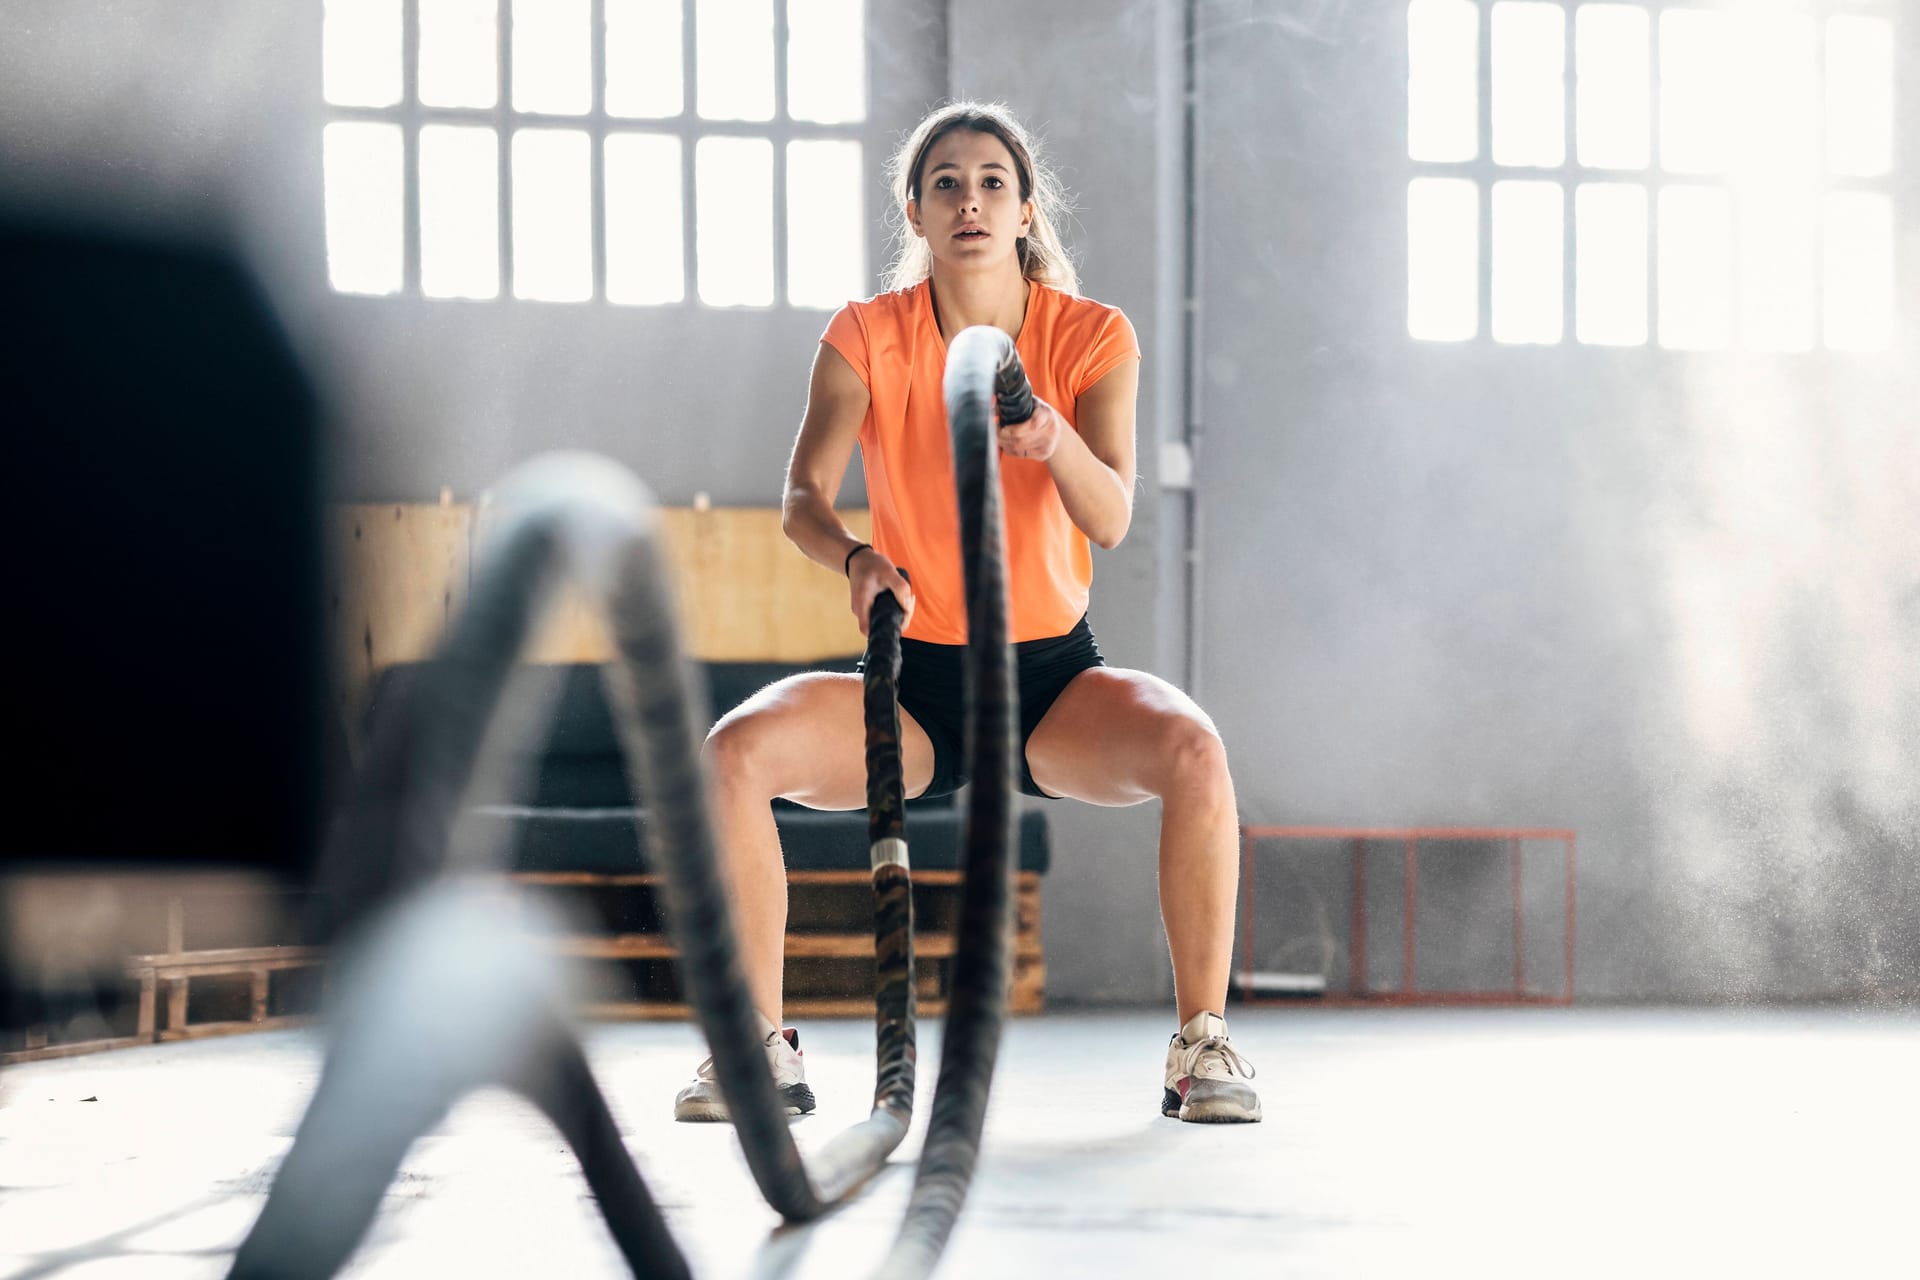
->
[849, 546, 914, 636]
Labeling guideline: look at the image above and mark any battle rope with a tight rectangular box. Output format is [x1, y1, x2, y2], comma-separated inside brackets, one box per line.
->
[875, 325, 1032, 1280]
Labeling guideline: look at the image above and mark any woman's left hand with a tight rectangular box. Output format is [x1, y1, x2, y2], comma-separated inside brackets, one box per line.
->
[996, 396, 1068, 462]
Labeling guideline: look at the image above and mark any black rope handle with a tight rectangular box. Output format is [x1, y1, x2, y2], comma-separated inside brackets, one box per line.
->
[864, 572, 918, 1125]
[993, 344, 1036, 427]
[876, 328, 1025, 1280]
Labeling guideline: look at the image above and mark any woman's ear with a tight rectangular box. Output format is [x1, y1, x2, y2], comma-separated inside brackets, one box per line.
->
[1018, 198, 1034, 240]
[907, 198, 925, 239]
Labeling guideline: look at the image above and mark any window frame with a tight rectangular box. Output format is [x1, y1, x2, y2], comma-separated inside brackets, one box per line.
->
[323, 0, 870, 307]
[1405, 0, 1900, 352]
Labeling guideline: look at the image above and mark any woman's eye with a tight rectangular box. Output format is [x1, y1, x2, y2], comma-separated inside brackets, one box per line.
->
[935, 176, 956, 189]
[984, 177, 1003, 188]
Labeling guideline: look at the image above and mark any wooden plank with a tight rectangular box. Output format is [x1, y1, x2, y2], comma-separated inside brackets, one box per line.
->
[250, 970, 270, 1022]
[166, 979, 187, 1034]
[156, 1015, 315, 1044]
[129, 945, 324, 972]
[327, 501, 472, 721]
[1, 1035, 152, 1066]
[510, 868, 992, 889]
[136, 971, 157, 1041]
[355, 504, 871, 669]
[556, 932, 1040, 961]
[577, 998, 958, 1022]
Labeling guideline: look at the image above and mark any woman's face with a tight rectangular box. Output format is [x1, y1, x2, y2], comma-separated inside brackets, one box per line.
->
[907, 128, 1034, 272]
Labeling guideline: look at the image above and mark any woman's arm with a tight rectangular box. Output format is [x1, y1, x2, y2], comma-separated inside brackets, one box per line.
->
[995, 357, 1139, 549]
[783, 341, 916, 632]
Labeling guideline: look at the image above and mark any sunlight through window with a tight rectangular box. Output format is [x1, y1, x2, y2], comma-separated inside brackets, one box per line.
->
[1827, 17, 1894, 179]
[1575, 183, 1647, 347]
[697, 0, 774, 122]
[420, 124, 500, 299]
[1408, 178, 1479, 342]
[322, 122, 404, 295]
[418, 0, 498, 110]
[788, 140, 864, 309]
[512, 129, 593, 302]
[1575, 5, 1648, 171]
[1491, 180, 1563, 344]
[1407, 0, 1478, 164]
[606, 133, 685, 305]
[606, 0, 683, 119]
[1658, 186, 1732, 351]
[788, 0, 866, 125]
[1491, 3, 1564, 169]
[1824, 193, 1895, 352]
[512, 0, 591, 117]
[323, 0, 401, 108]
[696, 136, 774, 306]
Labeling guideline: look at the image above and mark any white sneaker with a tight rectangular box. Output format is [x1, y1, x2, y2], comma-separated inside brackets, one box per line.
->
[673, 1016, 817, 1123]
[1161, 1010, 1261, 1124]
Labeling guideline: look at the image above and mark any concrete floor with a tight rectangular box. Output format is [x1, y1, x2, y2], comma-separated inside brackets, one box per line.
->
[1, 1007, 1916, 1279]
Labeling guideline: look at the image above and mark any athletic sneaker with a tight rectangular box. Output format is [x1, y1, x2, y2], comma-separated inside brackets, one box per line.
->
[673, 1016, 817, 1122]
[1161, 1010, 1261, 1124]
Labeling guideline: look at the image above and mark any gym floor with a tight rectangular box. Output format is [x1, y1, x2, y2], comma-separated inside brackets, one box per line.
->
[2, 1007, 1914, 1278]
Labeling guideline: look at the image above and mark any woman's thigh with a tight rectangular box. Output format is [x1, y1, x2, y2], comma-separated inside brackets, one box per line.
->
[707, 671, 938, 809]
[1023, 667, 1226, 807]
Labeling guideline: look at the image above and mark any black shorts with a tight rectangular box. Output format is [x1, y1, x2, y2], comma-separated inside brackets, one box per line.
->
[881, 614, 1105, 800]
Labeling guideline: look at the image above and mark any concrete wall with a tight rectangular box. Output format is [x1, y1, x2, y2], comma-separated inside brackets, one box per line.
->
[1193, 0, 1920, 1000]
[7, 0, 1918, 1003]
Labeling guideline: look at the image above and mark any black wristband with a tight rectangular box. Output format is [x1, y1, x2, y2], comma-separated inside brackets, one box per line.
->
[844, 542, 872, 576]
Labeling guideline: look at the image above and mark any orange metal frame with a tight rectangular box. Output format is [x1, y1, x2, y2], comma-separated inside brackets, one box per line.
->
[1237, 826, 1576, 1006]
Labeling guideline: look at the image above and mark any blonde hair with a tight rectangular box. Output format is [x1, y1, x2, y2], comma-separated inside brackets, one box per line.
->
[884, 101, 1078, 295]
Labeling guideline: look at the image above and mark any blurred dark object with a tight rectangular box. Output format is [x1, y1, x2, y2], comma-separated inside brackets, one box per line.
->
[1, 206, 329, 1035]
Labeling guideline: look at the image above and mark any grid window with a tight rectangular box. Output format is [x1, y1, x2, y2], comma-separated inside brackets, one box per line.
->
[1406, 1, 1899, 352]
[321, 0, 868, 308]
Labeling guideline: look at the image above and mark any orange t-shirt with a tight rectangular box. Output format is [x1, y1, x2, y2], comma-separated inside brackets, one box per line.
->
[821, 280, 1139, 644]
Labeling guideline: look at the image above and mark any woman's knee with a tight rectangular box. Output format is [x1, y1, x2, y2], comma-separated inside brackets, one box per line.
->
[1153, 713, 1232, 801]
[703, 707, 779, 795]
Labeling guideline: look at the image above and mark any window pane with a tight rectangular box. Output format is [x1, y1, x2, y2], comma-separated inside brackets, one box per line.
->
[420, 124, 500, 299]
[1491, 180, 1562, 344]
[513, 0, 591, 115]
[1737, 185, 1816, 353]
[323, 0, 401, 108]
[1731, 11, 1815, 178]
[697, 0, 774, 122]
[1575, 5, 1648, 170]
[1657, 186, 1731, 350]
[696, 136, 773, 306]
[788, 140, 863, 308]
[1407, 0, 1478, 163]
[512, 129, 592, 302]
[323, 122, 403, 294]
[1825, 193, 1894, 352]
[607, 0, 683, 118]
[1575, 182, 1647, 347]
[1659, 9, 1729, 174]
[419, 0, 498, 109]
[1408, 177, 1478, 341]
[788, 0, 865, 124]
[606, 133, 685, 304]
[1491, 3, 1565, 168]
[1827, 17, 1893, 178]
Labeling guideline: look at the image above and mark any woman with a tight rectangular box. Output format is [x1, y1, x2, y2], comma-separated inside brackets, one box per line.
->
[677, 102, 1258, 1125]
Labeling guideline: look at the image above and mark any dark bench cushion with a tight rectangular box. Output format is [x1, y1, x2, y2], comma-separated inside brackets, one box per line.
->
[478, 805, 1051, 876]
[362, 660, 1041, 878]
[366, 659, 956, 812]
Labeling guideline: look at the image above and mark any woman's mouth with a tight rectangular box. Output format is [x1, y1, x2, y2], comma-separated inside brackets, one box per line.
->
[955, 227, 988, 240]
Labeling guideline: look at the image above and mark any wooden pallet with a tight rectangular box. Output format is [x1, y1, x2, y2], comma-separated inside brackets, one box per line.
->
[516, 868, 1047, 1018]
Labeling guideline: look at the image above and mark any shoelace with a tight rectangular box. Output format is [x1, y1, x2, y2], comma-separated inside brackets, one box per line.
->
[1176, 1035, 1256, 1081]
